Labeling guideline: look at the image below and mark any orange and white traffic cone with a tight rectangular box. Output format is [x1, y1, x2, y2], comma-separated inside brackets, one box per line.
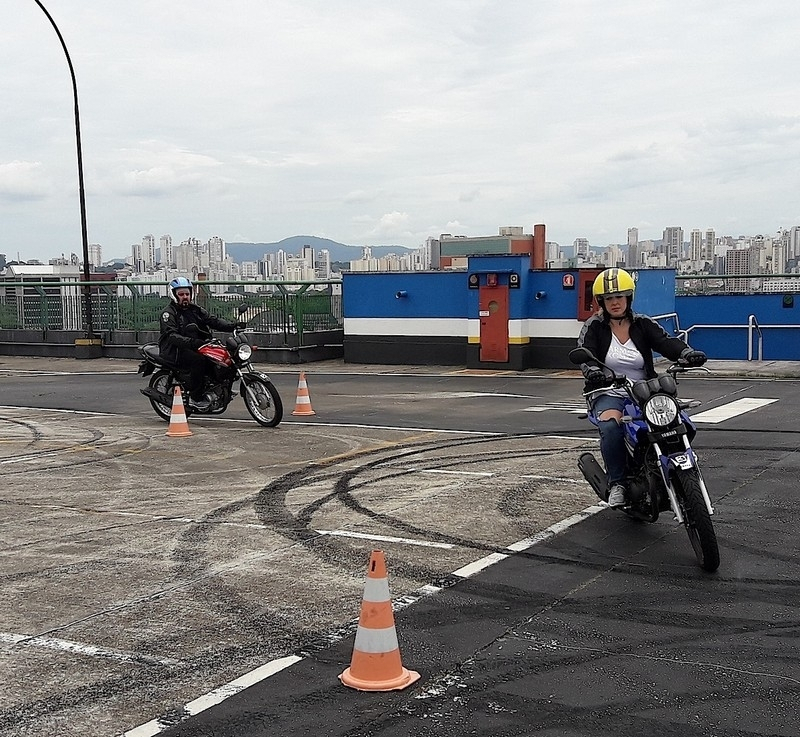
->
[165, 386, 193, 437]
[291, 371, 316, 416]
[339, 550, 420, 691]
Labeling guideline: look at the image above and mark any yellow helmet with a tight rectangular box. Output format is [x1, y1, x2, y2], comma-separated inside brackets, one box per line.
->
[592, 268, 635, 303]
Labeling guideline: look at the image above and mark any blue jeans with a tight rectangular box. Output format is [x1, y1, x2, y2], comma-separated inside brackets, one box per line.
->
[592, 394, 628, 486]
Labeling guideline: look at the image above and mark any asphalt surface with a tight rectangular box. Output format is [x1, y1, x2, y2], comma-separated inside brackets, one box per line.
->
[0, 355, 798, 737]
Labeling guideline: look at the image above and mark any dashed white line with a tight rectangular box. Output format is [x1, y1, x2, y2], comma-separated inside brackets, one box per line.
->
[121, 502, 605, 737]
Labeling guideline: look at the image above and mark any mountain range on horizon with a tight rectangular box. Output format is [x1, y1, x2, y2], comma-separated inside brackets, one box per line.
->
[225, 235, 415, 264]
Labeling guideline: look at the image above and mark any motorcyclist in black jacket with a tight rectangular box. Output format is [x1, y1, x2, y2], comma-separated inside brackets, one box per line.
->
[577, 268, 707, 508]
[159, 277, 242, 410]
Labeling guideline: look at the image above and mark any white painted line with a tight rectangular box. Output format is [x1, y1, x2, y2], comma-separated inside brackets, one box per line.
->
[419, 468, 494, 477]
[1, 632, 181, 667]
[690, 397, 778, 424]
[0, 405, 116, 416]
[452, 552, 509, 578]
[122, 503, 603, 737]
[315, 530, 454, 549]
[184, 656, 302, 715]
[522, 474, 584, 484]
[505, 505, 606, 551]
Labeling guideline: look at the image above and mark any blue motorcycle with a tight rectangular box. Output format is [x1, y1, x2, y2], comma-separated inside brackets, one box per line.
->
[569, 347, 720, 572]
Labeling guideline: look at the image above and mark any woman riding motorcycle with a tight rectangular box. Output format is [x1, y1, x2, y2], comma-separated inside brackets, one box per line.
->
[576, 268, 707, 508]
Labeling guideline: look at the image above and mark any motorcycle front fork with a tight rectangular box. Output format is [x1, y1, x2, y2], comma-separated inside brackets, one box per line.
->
[652, 436, 715, 524]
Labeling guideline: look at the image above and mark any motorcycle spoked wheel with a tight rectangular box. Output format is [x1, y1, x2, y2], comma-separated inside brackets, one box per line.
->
[148, 370, 179, 422]
[672, 468, 720, 572]
[241, 377, 283, 427]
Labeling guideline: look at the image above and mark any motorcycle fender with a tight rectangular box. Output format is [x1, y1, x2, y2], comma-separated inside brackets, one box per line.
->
[667, 452, 696, 471]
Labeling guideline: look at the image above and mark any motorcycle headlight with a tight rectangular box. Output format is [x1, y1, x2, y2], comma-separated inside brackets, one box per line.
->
[236, 344, 252, 361]
[644, 394, 679, 427]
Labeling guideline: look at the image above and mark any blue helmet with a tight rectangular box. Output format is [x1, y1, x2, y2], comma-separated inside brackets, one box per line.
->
[169, 276, 193, 303]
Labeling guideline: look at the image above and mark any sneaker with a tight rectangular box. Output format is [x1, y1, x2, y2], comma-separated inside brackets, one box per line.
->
[607, 484, 627, 508]
[187, 396, 210, 411]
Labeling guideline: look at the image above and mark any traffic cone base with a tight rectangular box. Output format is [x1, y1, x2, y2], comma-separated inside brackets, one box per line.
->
[292, 371, 316, 416]
[338, 550, 419, 692]
[339, 657, 420, 692]
[165, 386, 193, 437]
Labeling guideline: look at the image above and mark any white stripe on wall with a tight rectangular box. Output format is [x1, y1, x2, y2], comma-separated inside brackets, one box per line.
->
[344, 317, 467, 337]
[346, 317, 583, 340]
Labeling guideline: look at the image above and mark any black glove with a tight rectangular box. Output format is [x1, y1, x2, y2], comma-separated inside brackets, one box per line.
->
[235, 321, 247, 330]
[680, 348, 707, 366]
[190, 338, 206, 351]
[584, 368, 611, 390]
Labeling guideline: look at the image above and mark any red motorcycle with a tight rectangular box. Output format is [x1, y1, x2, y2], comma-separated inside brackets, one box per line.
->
[138, 316, 283, 427]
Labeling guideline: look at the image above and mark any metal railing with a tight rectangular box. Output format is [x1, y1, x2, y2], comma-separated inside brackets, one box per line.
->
[652, 311, 800, 361]
[0, 279, 343, 343]
[676, 273, 800, 295]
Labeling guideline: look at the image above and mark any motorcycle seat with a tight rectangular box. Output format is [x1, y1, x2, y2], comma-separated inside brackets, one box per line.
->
[139, 343, 177, 370]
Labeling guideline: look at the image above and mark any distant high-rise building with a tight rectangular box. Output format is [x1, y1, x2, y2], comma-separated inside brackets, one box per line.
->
[662, 226, 684, 266]
[726, 247, 753, 291]
[317, 249, 332, 279]
[159, 235, 173, 267]
[690, 229, 702, 264]
[138, 235, 156, 270]
[574, 238, 589, 259]
[208, 236, 225, 263]
[87, 243, 102, 268]
[131, 242, 146, 272]
[626, 227, 639, 267]
[704, 229, 716, 262]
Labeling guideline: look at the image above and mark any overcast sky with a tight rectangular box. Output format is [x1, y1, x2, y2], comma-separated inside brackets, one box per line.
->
[2, 1, 799, 262]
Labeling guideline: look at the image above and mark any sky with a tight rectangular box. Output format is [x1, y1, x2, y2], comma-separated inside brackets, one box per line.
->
[2, 1, 800, 262]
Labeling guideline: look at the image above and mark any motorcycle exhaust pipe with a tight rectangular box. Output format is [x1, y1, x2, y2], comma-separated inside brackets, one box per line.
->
[140, 387, 172, 405]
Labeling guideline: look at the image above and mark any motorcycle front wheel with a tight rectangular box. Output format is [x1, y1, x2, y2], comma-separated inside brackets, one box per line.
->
[242, 377, 283, 427]
[672, 468, 720, 572]
[148, 370, 178, 422]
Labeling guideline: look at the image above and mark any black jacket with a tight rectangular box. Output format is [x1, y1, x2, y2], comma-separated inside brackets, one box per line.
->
[158, 302, 237, 362]
[576, 311, 690, 386]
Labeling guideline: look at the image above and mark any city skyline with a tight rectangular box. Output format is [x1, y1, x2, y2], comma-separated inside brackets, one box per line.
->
[2, 2, 800, 262]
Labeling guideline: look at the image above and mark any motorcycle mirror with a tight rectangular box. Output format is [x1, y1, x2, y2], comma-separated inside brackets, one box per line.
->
[237, 303, 248, 315]
[569, 347, 594, 365]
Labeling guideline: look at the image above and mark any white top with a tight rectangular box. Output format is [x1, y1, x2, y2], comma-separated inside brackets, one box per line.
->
[603, 334, 646, 397]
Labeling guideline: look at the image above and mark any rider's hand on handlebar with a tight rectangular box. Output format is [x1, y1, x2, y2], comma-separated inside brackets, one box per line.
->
[235, 321, 247, 330]
[584, 368, 612, 391]
[680, 348, 707, 367]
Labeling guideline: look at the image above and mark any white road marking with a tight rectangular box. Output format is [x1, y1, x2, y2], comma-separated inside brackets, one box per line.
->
[315, 530, 454, 549]
[121, 502, 605, 737]
[522, 474, 584, 484]
[418, 468, 495, 477]
[690, 397, 778, 424]
[0, 632, 181, 667]
[522, 401, 587, 414]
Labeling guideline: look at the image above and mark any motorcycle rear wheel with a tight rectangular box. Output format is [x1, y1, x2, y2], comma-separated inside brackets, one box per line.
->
[673, 468, 720, 572]
[149, 370, 178, 422]
[242, 378, 283, 427]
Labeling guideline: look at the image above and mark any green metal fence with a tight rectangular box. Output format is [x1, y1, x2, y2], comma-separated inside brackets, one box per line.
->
[0, 279, 343, 341]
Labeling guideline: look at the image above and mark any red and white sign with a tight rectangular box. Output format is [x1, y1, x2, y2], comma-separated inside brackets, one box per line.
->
[562, 273, 575, 289]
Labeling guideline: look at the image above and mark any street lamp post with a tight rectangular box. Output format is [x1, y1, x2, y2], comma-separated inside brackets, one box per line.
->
[33, 0, 97, 345]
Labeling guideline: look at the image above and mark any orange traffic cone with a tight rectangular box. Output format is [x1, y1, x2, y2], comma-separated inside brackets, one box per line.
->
[165, 386, 193, 437]
[339, 550, 420, 691]
[291, 371, 316, 416]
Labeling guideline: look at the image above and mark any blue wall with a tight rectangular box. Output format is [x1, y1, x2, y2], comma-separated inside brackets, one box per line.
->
[343, 260, 678, 323]
[343, 271, 466, 318]
[676, 293, 800, 359]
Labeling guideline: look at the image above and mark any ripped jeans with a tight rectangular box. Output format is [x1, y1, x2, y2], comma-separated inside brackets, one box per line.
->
[592, 394, 629, 487]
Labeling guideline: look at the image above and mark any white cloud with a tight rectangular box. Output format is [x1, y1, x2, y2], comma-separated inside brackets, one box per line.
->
[0, 161, 53, 201]
[2, 0, 800, 259]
